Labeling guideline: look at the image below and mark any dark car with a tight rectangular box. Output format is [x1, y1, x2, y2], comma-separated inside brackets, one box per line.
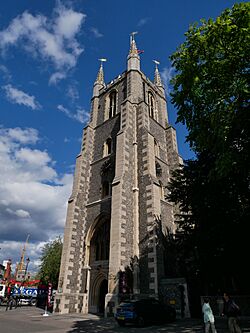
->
[114, 298, 176, 327]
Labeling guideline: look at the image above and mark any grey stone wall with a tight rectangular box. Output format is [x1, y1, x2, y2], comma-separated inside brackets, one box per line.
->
[92, 116, 120, 161]
[56, 60, 182, 314]
[137, 123, 152, 294]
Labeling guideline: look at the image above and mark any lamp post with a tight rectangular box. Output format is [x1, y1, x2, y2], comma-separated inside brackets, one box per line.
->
[24, 257, 30, 279]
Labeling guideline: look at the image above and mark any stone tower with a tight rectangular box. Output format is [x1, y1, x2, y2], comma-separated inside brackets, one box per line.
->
[55, 34, 182, 315]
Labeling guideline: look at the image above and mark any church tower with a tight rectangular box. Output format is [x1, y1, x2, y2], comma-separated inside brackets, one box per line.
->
[55, 34, 182, 315]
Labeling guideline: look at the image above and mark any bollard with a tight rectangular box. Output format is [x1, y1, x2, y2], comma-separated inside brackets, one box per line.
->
[43, 305, 49, 317]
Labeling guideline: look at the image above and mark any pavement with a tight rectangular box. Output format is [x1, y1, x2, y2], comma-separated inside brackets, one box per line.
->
[1, 305, 250, 333]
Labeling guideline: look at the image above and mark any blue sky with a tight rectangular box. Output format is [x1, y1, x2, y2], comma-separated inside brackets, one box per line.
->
[0, 0, 241, 273]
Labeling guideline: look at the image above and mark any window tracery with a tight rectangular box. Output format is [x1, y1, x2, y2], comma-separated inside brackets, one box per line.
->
[92, 220, 110, 261]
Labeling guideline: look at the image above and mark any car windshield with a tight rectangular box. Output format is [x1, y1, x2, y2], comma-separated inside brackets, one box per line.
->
[119, 302, 135, 309]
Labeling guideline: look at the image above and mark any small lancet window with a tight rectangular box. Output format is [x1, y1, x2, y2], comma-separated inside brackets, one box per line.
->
[108, 91, 117, 118]
[148, 92, 155, 118]
[103, 138, 112, 157]
[154, 139, 160, 158]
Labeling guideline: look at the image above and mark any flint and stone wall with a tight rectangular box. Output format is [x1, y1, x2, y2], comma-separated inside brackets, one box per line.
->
[55, 66, 181, 315]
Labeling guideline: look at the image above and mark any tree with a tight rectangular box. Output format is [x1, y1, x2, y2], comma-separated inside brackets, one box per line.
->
[171, 3, 249, 164]
[38, 237, 63, 288]
[168, 3, 250, 294]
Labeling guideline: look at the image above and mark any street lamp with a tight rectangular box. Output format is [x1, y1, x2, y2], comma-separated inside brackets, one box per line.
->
[24, 257, 30, 279]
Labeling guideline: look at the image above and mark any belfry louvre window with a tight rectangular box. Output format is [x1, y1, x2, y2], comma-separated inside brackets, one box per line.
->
[148, 92, 155, 118]
[108, 91, 117, 118]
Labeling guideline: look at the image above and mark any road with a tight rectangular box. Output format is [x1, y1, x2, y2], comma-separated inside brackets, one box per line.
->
[1, 305, 250, 333]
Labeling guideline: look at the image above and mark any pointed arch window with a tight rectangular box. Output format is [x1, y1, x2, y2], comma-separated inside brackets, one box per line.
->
[93, 220, 110, 261]
[103, 138, 112, 157]
[148, 92, 155, 118]
[108, 91, 117, 118]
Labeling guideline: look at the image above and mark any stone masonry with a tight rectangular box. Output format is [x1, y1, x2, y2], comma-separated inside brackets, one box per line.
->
[54, 35, 182, 316]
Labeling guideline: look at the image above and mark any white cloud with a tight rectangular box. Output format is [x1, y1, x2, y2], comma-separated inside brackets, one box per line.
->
[3, 84, 41, 110]
[67, 84, 79, 101]
[6, 208, 30, 218]
[0, 3, 86, 77]
[49, 72, 66, 85]
[57, 104, 89, 124]
[90, 27, 103, 38]
[6, 127, 39, 144]
[64, 137, 70, 143]
[161, 66, 175, 96]
[0, 64, 12, 80]
[0, 126, 73, 272]
[54, 5, 85, 40]
[15, 148, 51, 167]
[0, 240, 47, 273]
[137, 17, 151, 27]
[57, 104, 70, 114]
[75, 108, 89, 123]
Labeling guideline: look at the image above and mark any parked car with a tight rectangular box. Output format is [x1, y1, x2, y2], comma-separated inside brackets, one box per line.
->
[115, 298, 176, 327]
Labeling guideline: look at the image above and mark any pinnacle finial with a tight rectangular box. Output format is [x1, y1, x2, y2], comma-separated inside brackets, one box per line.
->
[127, 32, 140, 71]
[153, 60, 163, 87]
[130, 31, 138, 41]
[153, 59, 160, 66]
[95, 58, 107, 85]
[129, 31, 139, 56]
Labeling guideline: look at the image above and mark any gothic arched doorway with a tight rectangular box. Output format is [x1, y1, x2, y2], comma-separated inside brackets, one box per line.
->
[98, 279, 108, 314]
[86, 215, 110, 314]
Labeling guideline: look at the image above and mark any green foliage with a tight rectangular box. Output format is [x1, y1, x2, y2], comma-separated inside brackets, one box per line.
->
[171, 2, 249, 174]
[38, 237, 63, 288]
[168, 3, 250, 293]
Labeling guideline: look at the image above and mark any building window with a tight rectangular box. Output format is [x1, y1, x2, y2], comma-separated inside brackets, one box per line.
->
[101, 159, 112, 176]
[108, 91, 117, 118]
[93, 220, 110, 261]
[154, 106, 159, 121]
[101, 181, 110, 198]
[159, 181, 165, 200]
[154, 139, 160, 158]
[148, 92, 155, 118]
[155, 162, 162, 177]
[103, 138, 112, 157]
